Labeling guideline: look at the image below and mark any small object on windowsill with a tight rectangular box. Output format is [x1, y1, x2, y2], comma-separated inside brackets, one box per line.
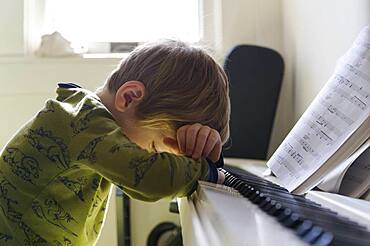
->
[35, 31, 82, 58]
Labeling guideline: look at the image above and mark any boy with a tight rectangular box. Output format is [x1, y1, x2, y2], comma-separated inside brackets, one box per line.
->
[0, 40, 230, 245]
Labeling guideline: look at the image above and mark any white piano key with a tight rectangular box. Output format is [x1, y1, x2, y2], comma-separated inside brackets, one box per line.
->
[179, 182, 307, 246]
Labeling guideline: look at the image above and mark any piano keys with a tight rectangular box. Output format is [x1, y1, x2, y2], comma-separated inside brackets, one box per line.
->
[178, 159, 370, 246]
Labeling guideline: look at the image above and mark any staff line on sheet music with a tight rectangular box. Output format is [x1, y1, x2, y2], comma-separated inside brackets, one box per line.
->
[292, 133, 320, 158]
[283, 142, 304, 165]
[345, 64, 370, 83]
[304, 119, 334, 144]
[329, 86, 368, 110]
[276, 155, 300, 179]
[319, 99, 355, 125]
[310, 111, 342, 137]
[334, 74, 370, 99]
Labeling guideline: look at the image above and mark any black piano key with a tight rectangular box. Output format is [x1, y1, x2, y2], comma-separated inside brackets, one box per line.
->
[234, 179, 244, 190]
[309, 220, 370, 242]
[277, 208, 292, 221]
[226, 166, 287, 189]
[282, 213, 303, 229]
[223, 168, 370, 245]
[226, 174, 303, 203]
[331, 233, 370, 246]
[235, 175, 288, 192]
[254, 189, 333, 211]
[251, 192, 265, 204]
[225, 170, 333, 212]
[254, 193, 360, 226]
[233, 178, 329, 208]
[227, 176, 365, 231]
[312, 232, 334, 246]
[268, 203, 284, 216]
[296, 220, 314, 236]
[233, 183, 360, 230]
[274, 202, 367, 232]
[248, 186, 368, 235]
[262, 199, 277, 212]
[243, 186, 256, 197]
[248, 190, 261, 200]
[238, 187, 250, 197]
[258, 196, 271, 208]
[302, 226, 323, 244]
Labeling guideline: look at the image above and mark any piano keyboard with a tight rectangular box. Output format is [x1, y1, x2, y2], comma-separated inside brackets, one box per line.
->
[223, 165, 370, 246]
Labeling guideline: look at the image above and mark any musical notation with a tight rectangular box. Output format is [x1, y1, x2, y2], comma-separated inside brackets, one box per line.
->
[305, 119, 334, 144]
[292, 133, 320, 158]
[283, 143, 304, 165]
[310, 111, 342, 137]
[329, 84, 368, 110]
[319, 99, 355, 125]
[267, 25, 370, 192]
[334, 74, 370, 100]
[351, 95, 367, 110]
[345, 64, 370, 83]
[276, 155, 300, 179]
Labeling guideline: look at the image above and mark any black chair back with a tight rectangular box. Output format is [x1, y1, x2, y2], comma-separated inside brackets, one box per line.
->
[223, 45, 284, 160]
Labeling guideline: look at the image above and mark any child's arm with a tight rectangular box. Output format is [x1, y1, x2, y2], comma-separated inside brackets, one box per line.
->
[163, 123, 222, 163]
[69, 109, 213, 202]
[163, 123, 225, 183]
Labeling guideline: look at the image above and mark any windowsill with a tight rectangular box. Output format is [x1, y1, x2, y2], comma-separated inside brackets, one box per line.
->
[0, 53, 128, 64]
[82, 53, 129, 59]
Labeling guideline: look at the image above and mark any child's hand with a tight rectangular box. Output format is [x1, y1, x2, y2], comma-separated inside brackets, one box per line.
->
[164, 123, 222, 162]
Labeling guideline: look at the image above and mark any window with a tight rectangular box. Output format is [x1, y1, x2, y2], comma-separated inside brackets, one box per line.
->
[40, 0, 200, 53]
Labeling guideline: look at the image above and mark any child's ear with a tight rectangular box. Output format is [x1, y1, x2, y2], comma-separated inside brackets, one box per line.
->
[115, 81, 145, 112]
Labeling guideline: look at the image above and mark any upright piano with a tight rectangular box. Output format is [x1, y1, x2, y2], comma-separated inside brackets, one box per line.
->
[178, 159, 370, 246]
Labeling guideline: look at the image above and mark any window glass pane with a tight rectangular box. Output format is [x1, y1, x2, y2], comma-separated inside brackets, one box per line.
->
[43, 0, 200, 44]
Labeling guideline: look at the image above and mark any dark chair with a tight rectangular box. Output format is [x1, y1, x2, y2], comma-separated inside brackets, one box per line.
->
[223, 45, 284, 160]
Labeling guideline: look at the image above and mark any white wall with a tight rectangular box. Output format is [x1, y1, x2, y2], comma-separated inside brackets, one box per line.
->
[219, 0, 283, 57]
[202, 0, 291, 156]
[282, 0, 370, 119]
[0, 0, 24, 55]
[0, 58, 118, 146]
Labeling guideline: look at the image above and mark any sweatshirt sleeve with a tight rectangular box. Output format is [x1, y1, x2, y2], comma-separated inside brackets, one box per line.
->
[69, 107, 209, 202]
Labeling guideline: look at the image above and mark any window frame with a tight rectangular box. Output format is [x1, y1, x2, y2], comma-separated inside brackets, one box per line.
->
[25, 0, 216, 55]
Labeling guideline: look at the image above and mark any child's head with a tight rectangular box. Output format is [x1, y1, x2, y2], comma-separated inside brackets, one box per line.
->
[101, 40, 230, 151]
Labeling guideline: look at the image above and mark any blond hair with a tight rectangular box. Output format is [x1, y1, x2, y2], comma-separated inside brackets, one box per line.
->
[105, 40, 230, 145]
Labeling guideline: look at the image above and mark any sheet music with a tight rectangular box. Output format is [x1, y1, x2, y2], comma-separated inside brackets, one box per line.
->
[267, 25, 370, 192]
[361, 188, 370, 201]
[339, 144, 370, 197]
[317, 139, 370, 193]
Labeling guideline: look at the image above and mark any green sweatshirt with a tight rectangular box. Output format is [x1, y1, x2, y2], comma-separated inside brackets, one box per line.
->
[0, 83, 209, 245]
